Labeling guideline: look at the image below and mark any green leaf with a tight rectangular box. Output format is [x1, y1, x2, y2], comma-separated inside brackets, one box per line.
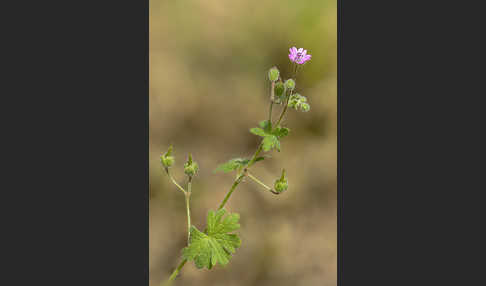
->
[258, 120, 272, 133]
[262, 135, 280, 152]
[182, 209, 241, 269]
[254, 156, 265, 162]
[272, 127, 290, 138]
[251, 121, 288, 152]
[214, 158, 249, 173]
[236, 158, 250, 165]
[250, 127, 266, 137]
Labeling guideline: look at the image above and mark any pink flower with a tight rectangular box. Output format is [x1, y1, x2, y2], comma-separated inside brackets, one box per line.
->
[288, 47, 311, 64]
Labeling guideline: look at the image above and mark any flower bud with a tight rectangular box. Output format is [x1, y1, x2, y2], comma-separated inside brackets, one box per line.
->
[161, 145, 175, 168]
[274, 169, 288, 193]
[284, 79, 295, 90]
[289, 93, 310, 112]
[274, 81, 286, 101]
[268, 67, 280, 82]
[184, 154, 199, 177]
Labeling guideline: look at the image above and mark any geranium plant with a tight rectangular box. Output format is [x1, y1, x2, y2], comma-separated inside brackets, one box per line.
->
[159, 47, 311, 285]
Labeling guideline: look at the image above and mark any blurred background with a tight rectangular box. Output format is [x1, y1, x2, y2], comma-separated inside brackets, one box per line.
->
[150, 0, 336, 285]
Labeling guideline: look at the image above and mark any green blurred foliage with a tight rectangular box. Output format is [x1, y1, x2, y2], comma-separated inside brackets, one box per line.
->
[150, 0, 336, 285]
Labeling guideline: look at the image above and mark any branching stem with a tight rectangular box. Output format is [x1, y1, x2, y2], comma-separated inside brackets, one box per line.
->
[163, 62, 298, 285]
[164, 168, 187, 194]
[218, 173, 245, 210]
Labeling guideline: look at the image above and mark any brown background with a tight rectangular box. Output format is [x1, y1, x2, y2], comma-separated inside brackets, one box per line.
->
[150, 0, 337, 285]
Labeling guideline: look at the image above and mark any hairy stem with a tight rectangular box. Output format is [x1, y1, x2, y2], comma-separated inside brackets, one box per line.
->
[269, 81, 275, 123]
[246, 172, 275, 194]
[269, 102, 274, 124]
[163, 259, 187, 286]
[218, 173, 245, 210]
[273, 63, 298, 127]
[274, 89, 292, 128]
[164, 168, 187, 194]
[185, 179, 192, 244]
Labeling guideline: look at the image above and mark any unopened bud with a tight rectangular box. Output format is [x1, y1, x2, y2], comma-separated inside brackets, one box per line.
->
[274, 169, 288, 193]
[289, 93, 310, 112]
[184, 154, 199, 177]
[274, 81, 286, 101]
[161, 145, 175, 168]
[268, 67, 280, 82]
[284, 79, 295, 90]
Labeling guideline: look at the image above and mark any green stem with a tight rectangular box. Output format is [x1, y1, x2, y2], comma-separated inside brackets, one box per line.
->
[218, 173, 245, 210]
[274, 90, 292, 128]
[164, 168, 187, 194]
[275, 102, 288, 127]
[246, 172, 274, 194]
[273, 63, 297, 127]
[185, 180, 192, 244]
[269, 81, 275, 123]
[247, 142, 264, 167]
[163, 259, 187, 286]
[269, 102, 274, 123]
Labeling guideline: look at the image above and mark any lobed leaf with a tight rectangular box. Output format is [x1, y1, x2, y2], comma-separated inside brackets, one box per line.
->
[182, 209, 241, 269]
[250, 121, 289, 152]
[272, 127, 290, 138]
[254, 156, 265, 162]
[214, 158, 251, 173]
[250, 127, 266, 137]
[262, 135, 280, 152]
[258, 120, 272, 133]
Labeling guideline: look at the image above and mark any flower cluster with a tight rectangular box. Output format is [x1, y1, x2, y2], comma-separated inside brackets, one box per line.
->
[289, 93, 310, 112]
